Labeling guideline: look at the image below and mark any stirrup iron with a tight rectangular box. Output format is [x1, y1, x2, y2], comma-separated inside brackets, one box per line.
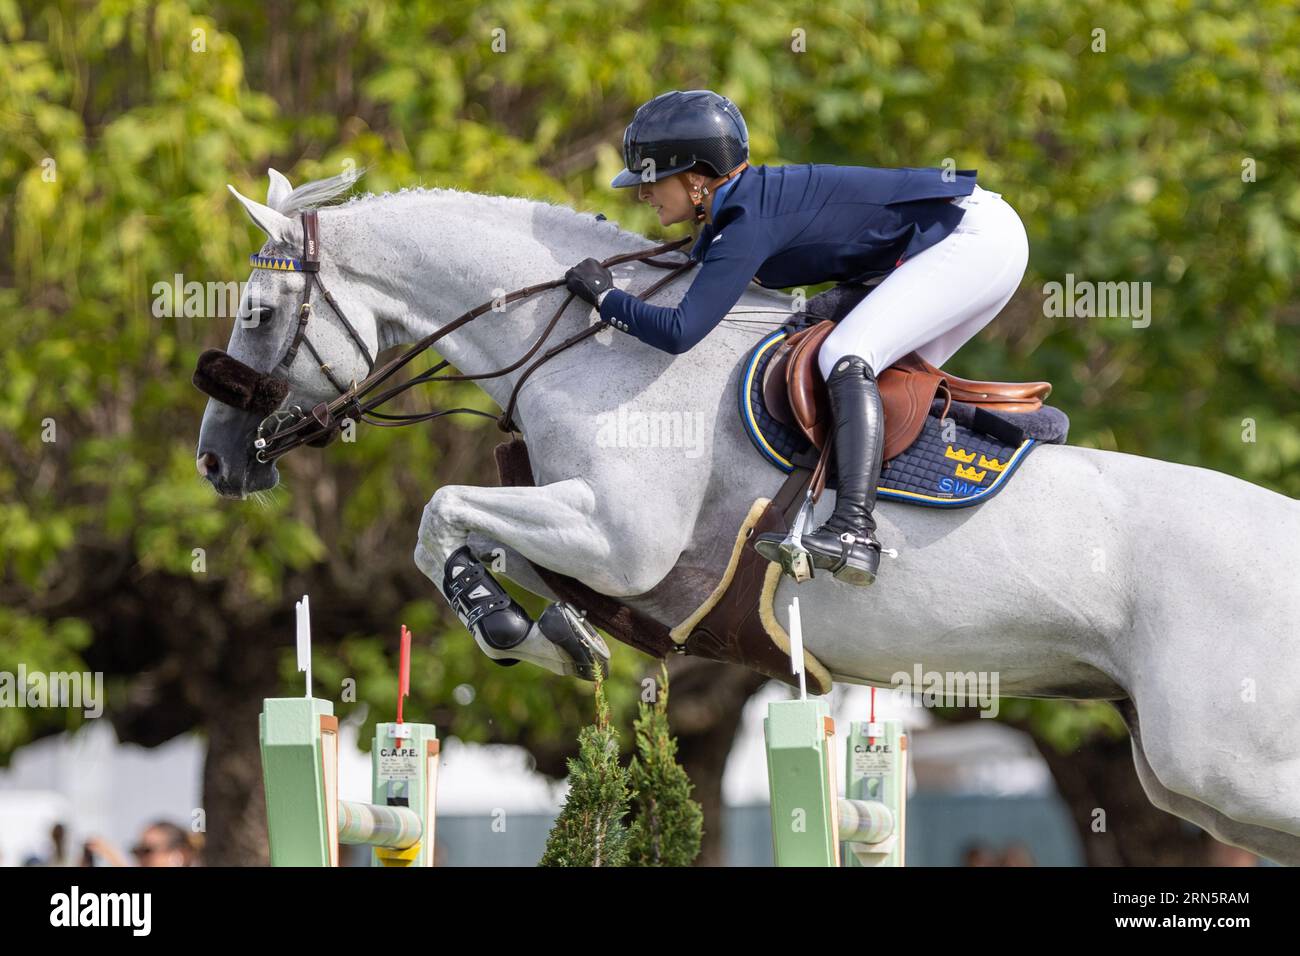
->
[776, 488, 816, 583]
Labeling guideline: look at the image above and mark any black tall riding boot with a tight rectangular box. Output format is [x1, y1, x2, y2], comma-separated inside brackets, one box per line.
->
[756, 355, 885, 585]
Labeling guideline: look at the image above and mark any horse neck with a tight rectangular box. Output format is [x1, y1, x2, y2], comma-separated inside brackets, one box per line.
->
[335, 191, 658, 413]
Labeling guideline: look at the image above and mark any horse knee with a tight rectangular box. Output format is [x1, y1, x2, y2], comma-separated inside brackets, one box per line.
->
[415, 487, 470, 571]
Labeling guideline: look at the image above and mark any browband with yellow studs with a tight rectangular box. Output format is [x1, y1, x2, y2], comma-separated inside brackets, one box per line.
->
[249, 210, 321, 273]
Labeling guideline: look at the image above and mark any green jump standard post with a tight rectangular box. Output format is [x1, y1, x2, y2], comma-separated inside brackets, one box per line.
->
[765, 697, 906, 867]
[259, 697, 439, 867]
[259, 610, 439, 867]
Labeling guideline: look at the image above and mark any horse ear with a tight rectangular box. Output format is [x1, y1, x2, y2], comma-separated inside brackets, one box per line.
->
[266, 168, 293, 210]
[228, 184, 298, 248]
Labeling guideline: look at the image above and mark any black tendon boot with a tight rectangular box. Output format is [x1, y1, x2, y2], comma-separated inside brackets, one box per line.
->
[442, 546, 531, 660]
[756, 355, 885, 585]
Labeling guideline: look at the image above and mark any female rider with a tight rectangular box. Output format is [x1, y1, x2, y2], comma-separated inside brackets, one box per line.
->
[565, 90, 1029, 586]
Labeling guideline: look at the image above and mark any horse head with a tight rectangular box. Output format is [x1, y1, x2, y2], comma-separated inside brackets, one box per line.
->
[196, 169, 381, 497]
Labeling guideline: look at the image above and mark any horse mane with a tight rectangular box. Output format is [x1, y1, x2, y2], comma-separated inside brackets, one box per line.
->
[270, 169, 658, 255]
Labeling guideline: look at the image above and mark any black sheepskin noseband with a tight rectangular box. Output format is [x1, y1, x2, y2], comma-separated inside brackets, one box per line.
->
[192, 348, 289, 416]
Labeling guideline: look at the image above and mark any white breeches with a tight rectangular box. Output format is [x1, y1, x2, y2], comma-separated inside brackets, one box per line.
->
[818, 185, 1030, 380]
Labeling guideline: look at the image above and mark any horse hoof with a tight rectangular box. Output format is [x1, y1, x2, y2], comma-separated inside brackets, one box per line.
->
[538, 602, 610, 681]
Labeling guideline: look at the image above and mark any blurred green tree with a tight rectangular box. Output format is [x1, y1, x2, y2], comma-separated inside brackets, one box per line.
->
[0, 0, 1294, 865]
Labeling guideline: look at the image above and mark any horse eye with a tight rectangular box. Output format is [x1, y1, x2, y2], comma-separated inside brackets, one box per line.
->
[239, 306, 275, 330]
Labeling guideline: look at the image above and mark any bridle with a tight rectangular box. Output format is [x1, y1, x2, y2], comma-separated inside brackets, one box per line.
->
[193, 209, 693, 464]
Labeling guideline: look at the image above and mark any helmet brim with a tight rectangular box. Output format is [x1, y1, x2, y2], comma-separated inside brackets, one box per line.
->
[609, 162, 696, 189]
[610, 168, 644, 188]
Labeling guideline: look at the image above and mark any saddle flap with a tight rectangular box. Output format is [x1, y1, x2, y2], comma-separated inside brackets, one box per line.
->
[778, 322, 942, 463]
[762, 338, 797, 427]
[878, 364, 945, 462]
[784, 320, 836, 447]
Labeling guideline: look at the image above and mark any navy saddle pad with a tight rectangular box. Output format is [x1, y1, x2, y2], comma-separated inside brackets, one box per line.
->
[740, 328, 1070, 508]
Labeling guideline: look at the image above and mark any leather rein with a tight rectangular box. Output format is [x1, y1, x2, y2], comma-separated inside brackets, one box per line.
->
[194, 210, 694, 463]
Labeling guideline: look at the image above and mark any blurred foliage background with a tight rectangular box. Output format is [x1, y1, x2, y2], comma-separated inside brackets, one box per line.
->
[0, 0, 1296, 864]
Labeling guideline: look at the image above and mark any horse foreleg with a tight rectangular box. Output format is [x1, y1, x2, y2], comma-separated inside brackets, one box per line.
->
[414, 480, 682, 677]
[464, 533, 559, 602]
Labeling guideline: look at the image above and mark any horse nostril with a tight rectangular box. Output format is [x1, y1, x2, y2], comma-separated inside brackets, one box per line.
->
[197, 451, 221, 480]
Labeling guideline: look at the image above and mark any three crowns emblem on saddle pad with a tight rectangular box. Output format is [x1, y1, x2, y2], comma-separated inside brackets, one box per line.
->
[945, 445, 1009, 484]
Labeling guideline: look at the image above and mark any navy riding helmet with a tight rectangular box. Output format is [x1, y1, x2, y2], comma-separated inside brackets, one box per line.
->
[611, 90, 749, 188]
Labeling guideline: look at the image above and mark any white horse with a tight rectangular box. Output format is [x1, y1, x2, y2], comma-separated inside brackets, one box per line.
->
[197, 171, 1300, 864]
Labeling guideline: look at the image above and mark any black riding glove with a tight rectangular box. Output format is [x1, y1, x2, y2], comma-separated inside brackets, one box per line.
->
[565, 258, 614, 307]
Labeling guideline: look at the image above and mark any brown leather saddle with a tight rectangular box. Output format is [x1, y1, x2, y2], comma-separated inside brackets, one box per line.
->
[762, 319, 1052, 496]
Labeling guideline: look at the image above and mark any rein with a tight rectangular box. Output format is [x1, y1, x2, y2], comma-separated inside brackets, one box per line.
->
[193, 210, 693, 463]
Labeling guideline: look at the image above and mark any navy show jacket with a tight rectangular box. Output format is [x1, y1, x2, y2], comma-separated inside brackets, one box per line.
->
[599, 163, 977, 354]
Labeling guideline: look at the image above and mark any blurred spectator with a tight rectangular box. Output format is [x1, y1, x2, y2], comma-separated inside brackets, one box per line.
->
[1000, 842, 1036, 866]
[1206, 839, 1259, 867]
[961, 840, 1037, 866]
[83, 821, 202, 867]
[961, 841, 1001, 866]
[23, 823, 72, 866]
[49, 823, 69, 865]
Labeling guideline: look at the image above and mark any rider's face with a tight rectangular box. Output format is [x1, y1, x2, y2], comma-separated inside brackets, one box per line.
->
[637, 173, 701, 227]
